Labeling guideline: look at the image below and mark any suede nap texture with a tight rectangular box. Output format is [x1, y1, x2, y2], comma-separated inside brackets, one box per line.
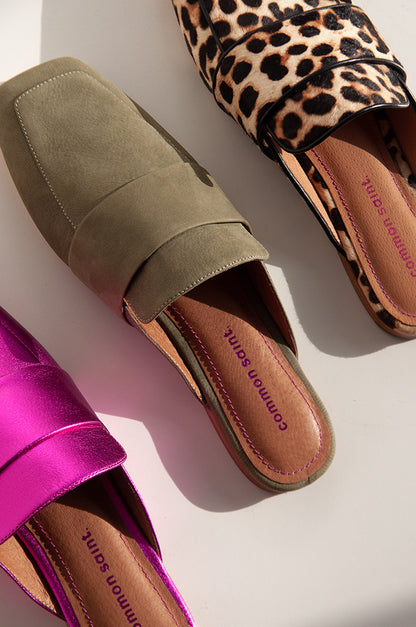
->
[0, 57, 268, 321]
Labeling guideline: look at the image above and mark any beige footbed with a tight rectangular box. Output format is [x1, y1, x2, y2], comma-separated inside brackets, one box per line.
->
[0, 476, 189, 627]
[127, 265, 333, 490]
[306, 110, 416, 333]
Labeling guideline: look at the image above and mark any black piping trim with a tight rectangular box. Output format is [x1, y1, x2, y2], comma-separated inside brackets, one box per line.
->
[197, 0, 224, 52]
[261, 76, 413, 253]
[211, 3, 362, 95]
[265, 135, 345, 253]
[257, 56, 407, 154]
[263, 96, 409, 155]
[192, 2, 413, 253]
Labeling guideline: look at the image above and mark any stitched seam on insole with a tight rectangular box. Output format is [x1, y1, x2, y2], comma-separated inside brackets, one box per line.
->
[168, 304, 321, 475]
[31, 517, 94, 627]
[0, 465, 118, 547]
[14, 70, 138, 232]
[258, 331, 322, 460]
[119, 534, 180, 627]
[311, 148, 416, 319]
[130, 255, 263, 323]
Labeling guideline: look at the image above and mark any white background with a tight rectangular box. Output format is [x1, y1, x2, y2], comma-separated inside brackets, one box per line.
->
[0, 1, 415, 626]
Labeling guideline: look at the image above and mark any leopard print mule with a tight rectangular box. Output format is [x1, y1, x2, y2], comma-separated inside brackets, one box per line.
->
[172, 0, 416, 338]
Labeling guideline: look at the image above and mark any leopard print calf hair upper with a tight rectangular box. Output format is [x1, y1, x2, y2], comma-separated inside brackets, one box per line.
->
[172, 0, 407, 153]
[172, 0, 416, 335]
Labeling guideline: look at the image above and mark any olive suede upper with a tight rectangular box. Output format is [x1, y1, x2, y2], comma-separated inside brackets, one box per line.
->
[0, 57, 268, 321]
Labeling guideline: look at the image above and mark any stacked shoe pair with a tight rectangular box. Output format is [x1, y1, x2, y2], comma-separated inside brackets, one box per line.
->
[0, 0, 415, 624]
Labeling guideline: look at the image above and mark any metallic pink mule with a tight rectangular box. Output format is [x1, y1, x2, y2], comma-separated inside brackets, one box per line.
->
[0, 307, 195, 626]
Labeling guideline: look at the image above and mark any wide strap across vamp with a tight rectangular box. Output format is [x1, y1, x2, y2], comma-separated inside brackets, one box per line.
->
[0, 57, 268, 323]
[173, 0, 408, 154]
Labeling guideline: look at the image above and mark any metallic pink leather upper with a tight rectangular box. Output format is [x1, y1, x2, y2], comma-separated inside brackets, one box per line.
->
[0, 307, 196, 626]
[0, 306, 126, 544]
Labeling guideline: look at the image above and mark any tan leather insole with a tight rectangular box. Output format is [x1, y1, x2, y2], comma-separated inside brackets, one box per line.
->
[166, 267, 332, 487]
[307, 114, 416, 323]
[23, 476, 188, 627]
[0, 535, 60, 615]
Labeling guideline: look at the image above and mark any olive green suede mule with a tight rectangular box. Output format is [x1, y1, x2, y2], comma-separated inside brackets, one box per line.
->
[0, 58, 334, 492]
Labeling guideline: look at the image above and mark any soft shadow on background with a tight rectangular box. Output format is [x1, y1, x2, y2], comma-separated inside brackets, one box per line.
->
[311, 600, 416, 627]
[25, 0, 402, 511]
[40, 0, 399, 359]
[0, 2, 414, 627]
[0, 0, 280, 514]
[0, 161, 266, 513]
